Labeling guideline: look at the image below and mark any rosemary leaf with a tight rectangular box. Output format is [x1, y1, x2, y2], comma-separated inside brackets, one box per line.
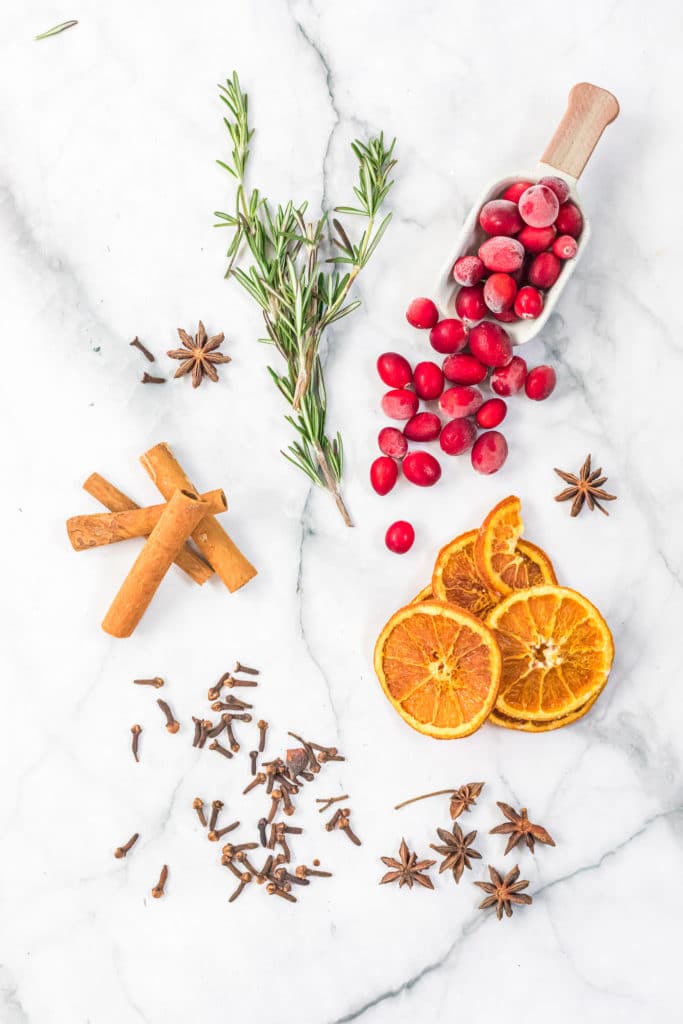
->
[35, 19, 78, 40]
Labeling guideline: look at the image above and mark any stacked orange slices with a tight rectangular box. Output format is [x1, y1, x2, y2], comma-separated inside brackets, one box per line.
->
[374, 496, 614, 739]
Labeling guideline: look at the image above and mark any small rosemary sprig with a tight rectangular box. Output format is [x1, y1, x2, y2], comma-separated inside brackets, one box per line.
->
[34, 19, 78, 41]
[215, 72, 396, 526]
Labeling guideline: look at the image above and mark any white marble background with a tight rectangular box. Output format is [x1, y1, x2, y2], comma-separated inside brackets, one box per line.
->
[1, 1, 682, 1021]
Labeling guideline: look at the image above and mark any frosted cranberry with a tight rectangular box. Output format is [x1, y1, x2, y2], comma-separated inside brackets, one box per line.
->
[455, 283, 487, 323]
[491, 356, 527, 396]
[525, 365, 556, 401]
[403, 451, 442, 487]
[370, 456, 398, 495]
[539, 175, 570, 204]
[468, 322, 513, 368]
[517, 224, 556, 253]
[385, 520, 415, 554]
[518, 185, 559, 228]
[528, 252, 561, 289]
[439, 386, 484, 419]
[430, 318, 468, 354]
[406, 297, 439, 329]
[471, 431, 508, 474]
[412, 361, 444, 401]
[479, 200, 523, 237]
[493, 310, 517, 323]
[479, 236, 524, 273]
[555, 201, 583, 238]
[442, 353, 488, 385]
[514, 286, 544, 320]
[476, 398, 507, 429]
[377, 352, 412, 388]
[452, 255, 485, 287]
[440, 417, 477, 455]
[381, 388, 419, 420]
[404, 412, 442, 442]
[378, 426, 407, 460]
[501, 181, 533, 203]
[483, 273, 517, 314]
[553, 234, 578, 260]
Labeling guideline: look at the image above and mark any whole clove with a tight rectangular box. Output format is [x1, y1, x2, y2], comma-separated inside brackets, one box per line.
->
[157, 699, 180, 734]
[114, 833, 139, 859]
[130, 724, 142, 762]
[266, 882, 297, 903]
[141, 372, 166, 384]
[243, 772, 266, 795]
[130, 336, 155, 362]
[338, 810, 361, 846]
[208, 672, 231, 702]
[234, 661, 259, 676]
[209, 800, 224, 831]
[133, 676, 163, 688]
[208, 822, 240, 841]
[296, 864, 332, 879]
[193, 798, 207, 827]
[249, 750, 259, 775]
[151, 864, 168, 898]
[209, 740, 233, 759]
[229, 873, 252, 902]
[258, 818, 268, 847]
[257, 719, 269, 753]
[225, 676, 258, 689]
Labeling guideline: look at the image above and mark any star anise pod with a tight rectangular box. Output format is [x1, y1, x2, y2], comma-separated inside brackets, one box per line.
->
[475, 864, 532, 921]
[490, 802, 556, 855]
[449, 781, 485, 820]
[167, 320, 231, 388]
[430, 823, 481, 883]
[379, 838, 435, 890]
[554, 454, 617, 517]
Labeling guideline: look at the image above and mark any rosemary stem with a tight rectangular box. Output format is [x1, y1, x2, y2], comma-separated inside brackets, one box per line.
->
[314, 443, 353, 527]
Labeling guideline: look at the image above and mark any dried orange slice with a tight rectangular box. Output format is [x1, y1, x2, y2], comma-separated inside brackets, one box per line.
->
[411, 585, 433, 603]
[489, 691, 600, 732]
[374, 601, 501, 739]
[474, 496, 556, 596]
[487, 585, 614, 722]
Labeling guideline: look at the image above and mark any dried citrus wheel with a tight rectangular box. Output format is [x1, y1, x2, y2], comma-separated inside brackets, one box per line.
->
[487, 585, 614, 722]
[374, 601, 501, 739]
[489, 691, 600, 732]
[411, 585, 433, 603]
[474, 496, 557, 596]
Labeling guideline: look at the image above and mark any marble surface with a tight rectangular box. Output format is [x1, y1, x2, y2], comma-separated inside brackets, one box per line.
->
[2, 2, 682, 1021]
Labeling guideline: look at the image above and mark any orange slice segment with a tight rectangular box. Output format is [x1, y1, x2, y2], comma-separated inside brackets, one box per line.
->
[411, 585, 433, 603]
[489, 691, 600, 732]
[474, 496, 556, 596]
[487, 585, 614, 722]
[374, 601, 501, 739]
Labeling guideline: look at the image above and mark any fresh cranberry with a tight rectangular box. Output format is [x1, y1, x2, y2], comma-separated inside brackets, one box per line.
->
[491, 356, 527, 396]
[555, 201, 583, 238]
[528, 252, 561, 289]
[378, 426, 408, 460]
[455, 283, 487, 323]
[479, 236, 525, 273]
[370, 456, 398, 495]
[406, 297, 439, 329]
[404, 412, 442, 442]
[518, 184, 560, 228]
[439, 386, 484, 419]
[403, 451, 442, 487]
[468, 322, 513, 368]
[514, 286, 544, 320]
[479, 200, 523, 236]
[501, 181, 533, 203]
[430, 318, 468, 354]
[442, 353, 488, 385]
[484, 272, 517, 314]
[471, 431, 508, 474]
[452, 255, 485, 287]
[385, 520, 415, 554]
[553, 234, 578, 260]
[377, 352, 412, 388]
[493, 310, 518, 323]
[525, 365, 556, 401]
[381, 388, 419, 420]
[517, 224, 556, 253]
[439, 418, 477, 455]
[539, 175, 571, 204]
[476, 398, 507, 429]
[413, 361, 444, 401]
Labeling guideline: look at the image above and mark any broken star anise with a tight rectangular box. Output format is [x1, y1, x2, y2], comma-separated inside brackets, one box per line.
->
[449, 781, 485, 820]
[554, 454, 617, 517]
[167, 320, 231, 388]
[430, 823, 481, 883]
[490, 802, 556, 855]
[475, 864, 532, 921]
[379, 838, 435, 890]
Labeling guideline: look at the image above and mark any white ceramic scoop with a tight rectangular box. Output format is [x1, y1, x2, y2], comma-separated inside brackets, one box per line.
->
[434, 83, 620, 344]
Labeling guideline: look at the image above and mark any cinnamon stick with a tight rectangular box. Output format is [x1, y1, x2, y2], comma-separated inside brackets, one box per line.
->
[82, 473, 213, 585]
[140, 443, 256, 592]
[102, 489, 210, 638]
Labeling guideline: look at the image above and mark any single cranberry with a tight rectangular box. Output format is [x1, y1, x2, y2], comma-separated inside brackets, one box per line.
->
[471, 431, 508, 474]
[378, 426, 408, 459]
[468, 322, 513, 368]
[539, 175, 571, 204]
[381, 388, 419, 420]
[385, 520, 415, 554]
[377, 352, 412, 388]
[501, 181, 533, 203]
[518, 184, 560, 228]
[406, 297, 439, 329]
[479, 200, 523, 237]
[440, 418, 477, 455]
[403, 451, 442, 487]
[491, 356, 527, 396]
[413, 361, 444, 401]
[517, 224, 557, 253]
[528, 252, 562, 289]
[370, 456, 398, 495]
[479, 236, 525, 273]
[514, 286, 544, 320]
[525, 365, 557, 401]
[430, 318, 468, 354]
[442, 353, 488, 385]
[404, 412, 442, 442]
[455, 283, 487, 323]
[452, 255, 485, 287]
[555, 201, 583, 238]
[483, 272, 517, 314]
[476, 398, 507, 429]
[493, 310, 518, 323]
[439, 385, 484, 419]
[553, 234, 578, 260]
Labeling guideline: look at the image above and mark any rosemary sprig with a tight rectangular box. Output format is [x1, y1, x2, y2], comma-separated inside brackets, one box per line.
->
[215, 72, 396, 526]
[34, 20, 78, 41]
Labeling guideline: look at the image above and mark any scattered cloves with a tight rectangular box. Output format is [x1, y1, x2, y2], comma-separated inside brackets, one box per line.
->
[249, 750, 259, 776]
[229, 872, 252, 902]
[243, 772, 266, 795]
[234, 661, 259, 676]
[209, 739, 233, 760]
[267, 790, 282, 824]
[207, 672, 232, 702]
[225, 676, 258, 689]
[141, 372, 166, 384]
[157, 698, 180, 734]
[225, 717, 240, 753]
[325, 809, 343, 832]
[198, 720, 213, 749]
[208, 822, 240, 841]
[338, 810, 361, 846]
[151, 864, 168, 898]
[133, 676, 164, 688]
[266, 882, 297, 902]
[130, 336, 155, 362]
[209, 800, 224, 831]
[257, 719, 268, 753]
[192, 717, 202, 747]
[193, 798, 207, 827]
[130, 724, 142, 762]
[296, 864, 332, 879]
[114, 832, 139, 859]
[258, 818, 268, 847]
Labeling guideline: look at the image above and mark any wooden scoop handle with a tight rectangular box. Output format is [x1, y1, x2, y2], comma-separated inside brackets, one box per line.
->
[541, 83, 619, 180]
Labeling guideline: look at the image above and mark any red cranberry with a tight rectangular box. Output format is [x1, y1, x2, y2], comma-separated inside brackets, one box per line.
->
[525, 365, 556, 401]
[514, 286, 544, 320]
[517, 224, 556, 253]
[439, 386, 484, 419]
[476, 398, 507, 429]
[528, 252, 561, 289]
[413, 361, 444, 400]
[518, 184, 559, 228]
[555, 201, 583, 238]
[471, 431, 508, 474]
[483, 272, 517, 314]
[553, 234, 578, 260]
[493, 310, 518, 323]
[440, 418, 477, 455]
[377, 352, 412, 388]
[385, 520, 415, 554]
[370, 456, 398, 495]
[479, 200, 523, 237]
[455, 283, 487, 323]
[381, 388, 419, 420]
[406, 297, 439, 329]
[539, 175, 570, 204]
[501, 181, 533, 203]
[442, 353, 488, 385]
[378, 426, 408, 460]
[479, 236, 525, 273]
[429, 318, 468, 355]
[403, 451, 442, 487]
[452, 255, 485, 287]
[491, 356, 527, 396]
[468, 322, 513, 368]
[404, 412, 442, 442]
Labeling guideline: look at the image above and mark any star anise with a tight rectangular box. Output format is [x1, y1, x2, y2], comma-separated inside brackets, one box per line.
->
[449, 781, 485, 820]
[554, 454, 616, 517]
[430, 823, 481, 883]
[379, 838, 435, 890]
[167, 320, 231, 388]
[490, 802, 555, 855]
[475, 864, 532, 921]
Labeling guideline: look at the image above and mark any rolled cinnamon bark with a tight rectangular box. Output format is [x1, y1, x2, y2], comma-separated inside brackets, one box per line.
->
[140, 443, 257, 592]
[82, 473, 213, 585]
[102, 489, 209, 638]
[68, 489, 227, 550]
